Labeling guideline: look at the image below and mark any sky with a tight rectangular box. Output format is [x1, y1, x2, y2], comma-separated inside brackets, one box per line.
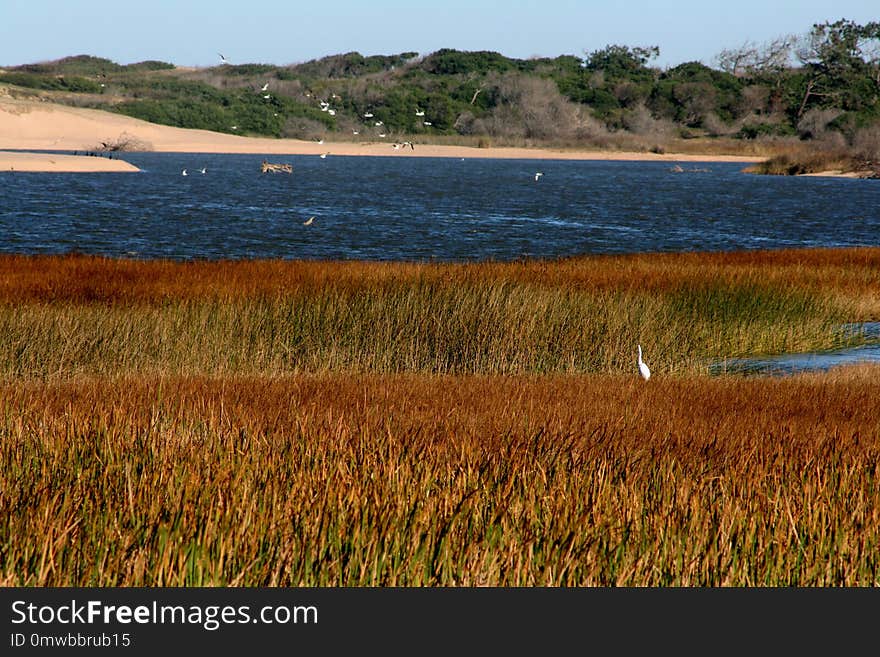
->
[1, 0, 877, 70]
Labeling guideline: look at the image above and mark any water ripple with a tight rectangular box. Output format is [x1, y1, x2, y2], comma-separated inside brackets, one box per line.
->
[1, 153, 878, 261]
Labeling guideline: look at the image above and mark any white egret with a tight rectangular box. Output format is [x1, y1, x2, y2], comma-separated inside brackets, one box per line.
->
[637, 345, 651, 381]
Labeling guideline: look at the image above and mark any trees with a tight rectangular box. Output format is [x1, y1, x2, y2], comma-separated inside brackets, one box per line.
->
[583, 45, 660, 77]
[648, 62, 743, 127]
[715, 36, 796, 77]
[793, 19, 880, 119]
[5, 26, 878, 146]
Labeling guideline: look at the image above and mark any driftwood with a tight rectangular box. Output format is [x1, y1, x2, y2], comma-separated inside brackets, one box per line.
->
[261, 160, 292, 174]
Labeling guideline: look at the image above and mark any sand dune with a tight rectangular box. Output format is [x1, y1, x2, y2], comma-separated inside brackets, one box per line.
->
[1, 95, 761, 172]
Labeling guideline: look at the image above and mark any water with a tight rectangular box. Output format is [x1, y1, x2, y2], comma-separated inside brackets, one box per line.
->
[709, 323, 880, 376]
[1, 152, 878, 261]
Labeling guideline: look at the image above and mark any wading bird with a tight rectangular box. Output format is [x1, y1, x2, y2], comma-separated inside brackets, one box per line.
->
[638, 344, 651, 381]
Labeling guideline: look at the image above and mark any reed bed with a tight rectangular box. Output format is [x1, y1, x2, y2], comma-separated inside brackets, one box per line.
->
[1, 371, 878, 586]
[1, 249, 878, 379]
[1, 250, 879, 586]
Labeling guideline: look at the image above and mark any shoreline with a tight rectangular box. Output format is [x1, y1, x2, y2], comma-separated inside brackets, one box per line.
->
[0, 144, 759, 173]
[0, 150, 139, 172]
[2, 95, 761, 172]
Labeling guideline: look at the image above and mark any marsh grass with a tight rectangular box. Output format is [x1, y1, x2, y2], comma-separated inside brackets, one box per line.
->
[1, 372, 879, 586]
[1, 249, 877, 379]
[1, 250, 879, 586]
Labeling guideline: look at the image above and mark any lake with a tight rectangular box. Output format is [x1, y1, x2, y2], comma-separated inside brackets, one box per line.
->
[1, 152, 878, 261]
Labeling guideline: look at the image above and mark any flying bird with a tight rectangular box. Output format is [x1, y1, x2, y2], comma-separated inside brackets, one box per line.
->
[637, 344, 651, 381]
[316, 138, 324, 144]
[415, 109, 425, 116]
[218, 53, 229, 64]
[199, 167, 206, 174]
[364, 112, 374, 118]
[423, 121, 432, 126]
[377, 133, 386, 138]
[181, 169, 188, 176]
[534, 172, 543, 181]
[303, 216, 315, 226]
[260, 82, 269, 91]
[263, 94, 271, 99]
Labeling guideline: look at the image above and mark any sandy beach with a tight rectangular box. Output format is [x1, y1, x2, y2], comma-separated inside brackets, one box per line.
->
[0, 96, 762, 172]
[0, 150, 139, 172]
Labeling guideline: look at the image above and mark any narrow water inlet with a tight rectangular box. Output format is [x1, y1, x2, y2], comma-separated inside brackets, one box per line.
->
[709, 322, 880, 376]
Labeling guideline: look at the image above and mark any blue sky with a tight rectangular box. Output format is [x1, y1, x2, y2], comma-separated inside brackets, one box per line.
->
[1, 0, 877, 69]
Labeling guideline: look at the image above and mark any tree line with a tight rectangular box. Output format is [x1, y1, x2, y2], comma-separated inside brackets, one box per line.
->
[1, 19, 878, 156]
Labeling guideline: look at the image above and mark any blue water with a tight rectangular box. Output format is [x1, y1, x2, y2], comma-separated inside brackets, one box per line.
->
[709, 323, 880, 376]
[1, 152, 878, 261]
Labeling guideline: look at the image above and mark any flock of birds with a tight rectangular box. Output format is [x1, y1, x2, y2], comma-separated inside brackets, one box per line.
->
[219, 54, 439, 142]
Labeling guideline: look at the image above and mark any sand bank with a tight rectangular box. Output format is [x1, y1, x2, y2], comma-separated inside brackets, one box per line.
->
[0, 150, 139, 172]
[1, 96, 762, 171]
[800, 170, 877, 179]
